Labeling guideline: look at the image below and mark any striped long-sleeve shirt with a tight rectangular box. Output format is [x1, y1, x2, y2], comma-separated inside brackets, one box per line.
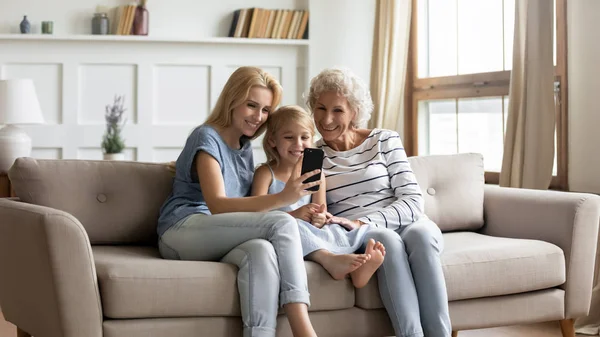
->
[316, 129, 424, 231]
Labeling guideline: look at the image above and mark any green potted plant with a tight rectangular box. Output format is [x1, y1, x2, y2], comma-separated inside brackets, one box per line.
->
[102, 95, 127, 160]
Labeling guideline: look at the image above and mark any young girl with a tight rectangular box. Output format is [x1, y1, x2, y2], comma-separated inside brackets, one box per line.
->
[251, 105, 385, 288]
[158, 67, 320, 337]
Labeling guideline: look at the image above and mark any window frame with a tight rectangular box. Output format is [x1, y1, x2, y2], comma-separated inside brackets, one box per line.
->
[404, 0, 569, 190]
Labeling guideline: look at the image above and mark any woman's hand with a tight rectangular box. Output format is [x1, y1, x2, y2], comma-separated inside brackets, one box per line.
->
[327, 215, 364, 231]
[289, 203, 320, 223]
[279, 156, 322, 205]
[310, 204, 327, 229]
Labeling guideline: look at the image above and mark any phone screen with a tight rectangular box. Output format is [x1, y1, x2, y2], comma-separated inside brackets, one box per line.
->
[301, 148, 324, 192]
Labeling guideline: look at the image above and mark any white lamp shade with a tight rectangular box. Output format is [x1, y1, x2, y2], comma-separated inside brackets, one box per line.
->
[0, 79, 44, 125]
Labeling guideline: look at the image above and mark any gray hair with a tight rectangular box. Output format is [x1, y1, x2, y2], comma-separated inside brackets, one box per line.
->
[305, 67, 374, 128]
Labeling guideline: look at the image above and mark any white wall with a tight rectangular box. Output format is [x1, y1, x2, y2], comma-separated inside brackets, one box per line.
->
[0, 0, 377, 164]
[568, 0, 600, 193]
[308, 0, 376, 85]
[0, 0, 376, 96]
[0, 38, 306, 163]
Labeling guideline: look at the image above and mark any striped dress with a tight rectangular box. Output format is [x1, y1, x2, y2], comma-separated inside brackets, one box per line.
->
[316, 129, 424, 231]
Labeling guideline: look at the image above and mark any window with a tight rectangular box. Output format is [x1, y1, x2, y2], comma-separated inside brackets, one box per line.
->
[406, 0, 568, 189]
[418, 97, 507, 172]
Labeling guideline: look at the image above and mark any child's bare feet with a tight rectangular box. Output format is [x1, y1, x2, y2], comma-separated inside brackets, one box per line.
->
[351, 239, 385, 288]
[319, 253, 370, 280]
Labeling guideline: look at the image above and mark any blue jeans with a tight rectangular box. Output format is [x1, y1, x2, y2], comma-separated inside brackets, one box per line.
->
[158, 211, 310, 337]
[361, 218, 451, 337]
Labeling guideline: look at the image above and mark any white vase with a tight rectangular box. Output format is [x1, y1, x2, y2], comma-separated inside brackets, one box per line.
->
[0, 125, 32, 173]
[103, 153, 125, 161]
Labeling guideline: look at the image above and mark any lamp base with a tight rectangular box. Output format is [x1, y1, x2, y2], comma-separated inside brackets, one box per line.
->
[0, 125, 32, 173]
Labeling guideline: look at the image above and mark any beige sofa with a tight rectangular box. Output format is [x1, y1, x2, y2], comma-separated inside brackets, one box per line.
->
[0, 153, 598, 337]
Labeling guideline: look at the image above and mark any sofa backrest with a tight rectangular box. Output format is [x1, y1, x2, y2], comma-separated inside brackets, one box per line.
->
[9, 158, 173, 245]
[408, 153, 485, 232]
[8, 153, 485, 244]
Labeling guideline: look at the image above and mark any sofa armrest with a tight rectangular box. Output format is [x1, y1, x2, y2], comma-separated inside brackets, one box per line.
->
[481, 185, 600, 318]
[0, 199, 102, 337]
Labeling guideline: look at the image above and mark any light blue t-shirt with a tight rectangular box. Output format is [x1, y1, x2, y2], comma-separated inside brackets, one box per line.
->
[157, 124, 255, 236]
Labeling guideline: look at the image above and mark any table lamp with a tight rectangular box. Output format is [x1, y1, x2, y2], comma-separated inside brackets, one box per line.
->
[0, 79, 45, 173]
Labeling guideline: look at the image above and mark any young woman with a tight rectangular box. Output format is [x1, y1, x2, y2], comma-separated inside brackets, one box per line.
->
[157, 67, 320, 337]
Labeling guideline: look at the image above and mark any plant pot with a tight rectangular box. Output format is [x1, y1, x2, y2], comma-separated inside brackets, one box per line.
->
[103, 153, 125, 161]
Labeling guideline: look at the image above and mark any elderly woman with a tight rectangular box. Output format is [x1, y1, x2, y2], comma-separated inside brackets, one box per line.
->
[306, 67, 451, 337]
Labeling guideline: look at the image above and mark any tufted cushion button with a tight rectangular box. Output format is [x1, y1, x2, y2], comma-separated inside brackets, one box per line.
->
[427, 187, 436, 196]
[97, 193, 107, 203]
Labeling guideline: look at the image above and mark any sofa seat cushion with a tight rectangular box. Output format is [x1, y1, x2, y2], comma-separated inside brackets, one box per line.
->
[356, 232, 566, 309]
[93, 246, 354, 319]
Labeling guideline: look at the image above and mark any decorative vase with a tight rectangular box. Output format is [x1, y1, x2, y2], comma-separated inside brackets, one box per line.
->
[132, 0, 149, 36]
[19, 15, 30, 34]
[103, 153, 125, 161]
[92, 13, 109, 35]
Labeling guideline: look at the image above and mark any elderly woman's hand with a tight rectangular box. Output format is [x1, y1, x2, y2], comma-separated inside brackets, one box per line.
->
[327, 214, 364, 231]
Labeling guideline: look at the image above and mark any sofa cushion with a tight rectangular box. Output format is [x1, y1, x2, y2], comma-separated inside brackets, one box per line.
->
[8, 158, 173, 244]
[355, 232, 566, 309]
[408, 153, 484, 232]
[93, 246, 354, 319]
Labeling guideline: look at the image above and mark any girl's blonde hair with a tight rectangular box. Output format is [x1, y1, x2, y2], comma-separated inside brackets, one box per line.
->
[262, 105, 315, 166]
[205, 66, 282, 139]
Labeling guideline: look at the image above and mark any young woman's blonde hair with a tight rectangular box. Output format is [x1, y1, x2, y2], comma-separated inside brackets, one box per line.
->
[205, 66, 283, 140]
[262, 105, 316, 166]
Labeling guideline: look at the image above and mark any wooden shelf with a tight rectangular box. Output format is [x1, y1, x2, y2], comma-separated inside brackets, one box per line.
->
[0, 34, 309, 46]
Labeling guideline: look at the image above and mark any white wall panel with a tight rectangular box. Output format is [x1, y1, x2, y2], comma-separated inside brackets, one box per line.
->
[0, 38, 307, 163]
[77, 148, 103, 160]
[77, 147, 137, 160]
[123, 148, 137, 161]
[2, 63, 63, 124]
[153, 148, 184, 163]
[153, 65, 210, 125]
[79, 64, 137, 124]
[31, 148, 62, 160]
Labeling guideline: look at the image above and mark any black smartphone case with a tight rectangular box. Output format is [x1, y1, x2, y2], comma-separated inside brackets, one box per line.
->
[301, 148, 324, 191]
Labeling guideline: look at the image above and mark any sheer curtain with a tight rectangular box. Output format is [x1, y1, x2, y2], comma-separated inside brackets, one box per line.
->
[499, 0, 555, 189]
[368, 0, 412, 136]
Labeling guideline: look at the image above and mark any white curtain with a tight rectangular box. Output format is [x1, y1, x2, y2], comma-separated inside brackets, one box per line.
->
[499, 0, 555, 189]
[368, 0, 412, 136]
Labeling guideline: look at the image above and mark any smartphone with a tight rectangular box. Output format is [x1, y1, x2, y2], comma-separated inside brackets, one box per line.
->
[301, 148, 324, 192]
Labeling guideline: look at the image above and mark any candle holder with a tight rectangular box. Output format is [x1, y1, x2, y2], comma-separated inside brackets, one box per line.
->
[41, 21, 53, 34]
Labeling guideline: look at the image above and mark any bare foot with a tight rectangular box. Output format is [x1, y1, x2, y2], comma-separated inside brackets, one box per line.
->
[320, 253, 370, 280]
[351, 239, 385, 288]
